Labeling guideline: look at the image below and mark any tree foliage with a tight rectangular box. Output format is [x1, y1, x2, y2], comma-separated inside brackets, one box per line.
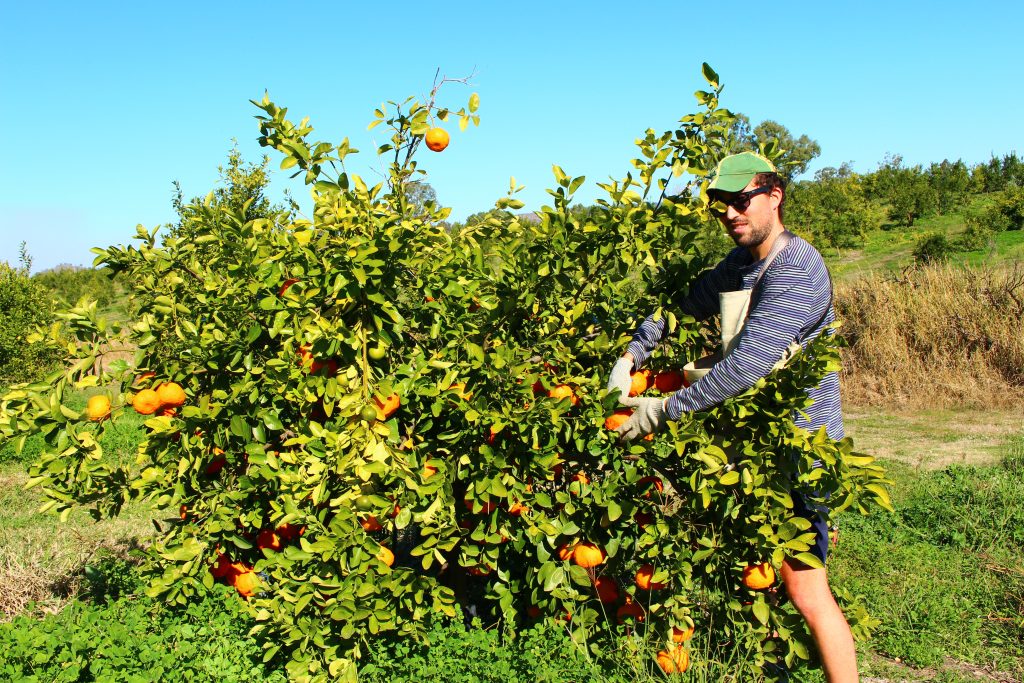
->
[0, 247, 65, 388]
[0, 66, 890, 682]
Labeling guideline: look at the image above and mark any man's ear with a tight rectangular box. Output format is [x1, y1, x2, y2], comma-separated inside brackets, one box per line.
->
[769, 186, 784, 212]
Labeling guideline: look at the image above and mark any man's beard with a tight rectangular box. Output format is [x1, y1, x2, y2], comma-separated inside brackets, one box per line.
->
[726, 217, 772, 249]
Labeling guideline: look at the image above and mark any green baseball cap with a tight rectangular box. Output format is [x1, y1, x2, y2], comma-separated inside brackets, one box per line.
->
[708, 151, 777, 193]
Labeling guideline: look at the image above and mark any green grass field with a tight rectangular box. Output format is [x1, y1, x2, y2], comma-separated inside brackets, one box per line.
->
[824, 195, 1024, 282]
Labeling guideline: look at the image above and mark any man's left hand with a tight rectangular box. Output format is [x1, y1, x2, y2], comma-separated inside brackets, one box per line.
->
[616, 397, 668, 441]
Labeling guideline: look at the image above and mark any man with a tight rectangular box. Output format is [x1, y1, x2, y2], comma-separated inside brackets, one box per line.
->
[606, 151, 858, 683]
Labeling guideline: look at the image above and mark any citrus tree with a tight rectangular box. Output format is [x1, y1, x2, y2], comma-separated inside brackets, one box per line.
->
[0, 64, 891, 681]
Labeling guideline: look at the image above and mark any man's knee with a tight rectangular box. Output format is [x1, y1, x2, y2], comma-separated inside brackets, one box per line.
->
[781, 561, 837, 621]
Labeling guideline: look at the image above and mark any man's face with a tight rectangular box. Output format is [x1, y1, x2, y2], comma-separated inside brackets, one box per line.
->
[713, 179, 780, 250]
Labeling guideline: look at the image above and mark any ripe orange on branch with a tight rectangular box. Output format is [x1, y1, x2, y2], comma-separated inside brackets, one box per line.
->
[374, 393, 401, 420]
[654, 370, 685, 393]
[424, 127, 449, 152]
[86, 395, 111, 421]
[377, 546, 395, 567]
[629, 370, 651, 396]
[572, 543, 606, 568]
[605, 409, 632, 431]
[635, 563, 666, 590]
[742, 562, 776, 590]
[672, 624, 695, 643]
[257, 529, 282, 551]
[656, 646, 690, 674]
[132, 389, 161, 415]
[594, 576, 620, 604]
[547, 384, 578, 405]
[156, 382, 186, 408]
[233, 570, 261, 598]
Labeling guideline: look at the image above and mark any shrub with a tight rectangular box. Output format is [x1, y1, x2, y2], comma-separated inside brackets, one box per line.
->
[912, 233, 955, 263]
[0, 256, 65, 388]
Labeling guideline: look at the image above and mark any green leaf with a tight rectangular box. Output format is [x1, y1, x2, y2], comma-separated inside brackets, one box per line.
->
[701, 62, 720, 88]
[752, 601, 770, 625]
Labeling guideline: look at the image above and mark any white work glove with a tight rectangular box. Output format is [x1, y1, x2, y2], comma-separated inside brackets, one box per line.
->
[606, 357, 635, 406]
[617, 397, 668, 441]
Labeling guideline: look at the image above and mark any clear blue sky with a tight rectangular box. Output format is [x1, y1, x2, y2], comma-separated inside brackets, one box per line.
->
[2, 1, 1021, 272]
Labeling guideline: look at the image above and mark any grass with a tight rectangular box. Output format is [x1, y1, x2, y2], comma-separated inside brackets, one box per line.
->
[823, 195, 1024, 283]
[826, 445, 1024, 681]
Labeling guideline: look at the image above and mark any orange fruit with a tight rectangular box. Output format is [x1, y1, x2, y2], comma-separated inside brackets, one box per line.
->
[594, 576, 620, 604]
[233, 570, 261, 598]
[257, 529, 282, 551]
[605, 408, 632, 430]
[278, 278, 299, 296]
[132, 371, 155, 387]
[86, 395, 111, 421]
[159, 407, 177, 417]
[547, 384, 578, 405]
[210, 553, 237, 580]
[361, 516, 383, 532]
[424, 127, 449, 152]
[742, 562, 776, 590]
[616, 599, 645, 624]
[377, 546, 395, 567]
[656, 646, 689, 674]
[635, 563, 666, 590]
[205, 448, 226, 476]
[179, 504, 189, 521]
[654, 370, 685, 393]
[156, 382, 186, 408]
[132, 389, 161, 415]
[634, 511, 654, 528]
[447, 382, 472, 400]
[629, 370, 651, 396]
[671, 624, 695, 643]
[556, 542, 577, 561]
[374, 393, 401, 420]
[638, 476, 664, 499]
[464, 498, 496, 514]
[526, 606, 542, 618]
[508, 501, 528, 516]
[572, 543, 606, 569]
[310, 358, 338, 376]
[422, 463, 438, 478]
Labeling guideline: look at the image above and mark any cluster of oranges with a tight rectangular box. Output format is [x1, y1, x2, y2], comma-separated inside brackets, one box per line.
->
[84, 379, 187, 422]
[131, 381, 187, 416]
[603, 369, 688, 440]
[209, 523, 305, 597]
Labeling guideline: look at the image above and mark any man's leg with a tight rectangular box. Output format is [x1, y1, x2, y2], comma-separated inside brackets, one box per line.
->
[780, 559, 858, 683]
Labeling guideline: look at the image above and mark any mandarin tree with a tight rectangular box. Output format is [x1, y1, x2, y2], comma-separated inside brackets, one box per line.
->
[0, 65, 890, 682]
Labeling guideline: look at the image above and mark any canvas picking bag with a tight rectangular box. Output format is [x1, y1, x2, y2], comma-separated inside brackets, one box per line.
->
[683, 231, 831, 384]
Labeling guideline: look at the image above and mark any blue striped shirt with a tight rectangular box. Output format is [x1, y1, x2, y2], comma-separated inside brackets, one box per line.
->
[626, 234, 844, 440]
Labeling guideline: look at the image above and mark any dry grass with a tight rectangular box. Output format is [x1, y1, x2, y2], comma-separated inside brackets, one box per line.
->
[0, 467, 155, 620]
[836, 261, 1024, 409]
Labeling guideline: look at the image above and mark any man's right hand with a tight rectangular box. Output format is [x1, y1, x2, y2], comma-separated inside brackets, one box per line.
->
[606, 356, 635, 406]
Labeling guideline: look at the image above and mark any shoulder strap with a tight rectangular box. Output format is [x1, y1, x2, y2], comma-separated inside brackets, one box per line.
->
[750, 230, 834, 344]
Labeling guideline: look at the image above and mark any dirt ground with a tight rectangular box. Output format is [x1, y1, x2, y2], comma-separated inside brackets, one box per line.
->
[843, 408, 1022, 470]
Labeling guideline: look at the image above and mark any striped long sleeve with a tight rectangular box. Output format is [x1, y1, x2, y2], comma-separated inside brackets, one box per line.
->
[626, 236, 843, 440]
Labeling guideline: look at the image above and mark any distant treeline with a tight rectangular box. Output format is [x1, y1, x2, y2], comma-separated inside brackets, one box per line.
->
[787, 152, 1024, 252]
[451, 152, 1023, 255]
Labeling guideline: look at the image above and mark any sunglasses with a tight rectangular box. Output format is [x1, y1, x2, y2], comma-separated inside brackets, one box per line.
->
[709, 185, 772, 216]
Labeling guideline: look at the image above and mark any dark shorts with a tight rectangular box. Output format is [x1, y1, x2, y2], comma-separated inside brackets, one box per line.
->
[792, 493, 829, 564]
